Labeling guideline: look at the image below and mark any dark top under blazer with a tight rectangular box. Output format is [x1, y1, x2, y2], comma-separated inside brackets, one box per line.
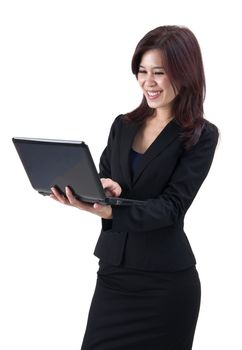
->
[94, 115, 219, 271]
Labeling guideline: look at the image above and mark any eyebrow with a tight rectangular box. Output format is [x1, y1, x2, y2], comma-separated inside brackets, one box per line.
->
[139, 65, 165, 69]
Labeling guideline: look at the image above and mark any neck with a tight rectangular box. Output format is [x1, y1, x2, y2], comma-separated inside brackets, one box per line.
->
[150, 108, 173, 124]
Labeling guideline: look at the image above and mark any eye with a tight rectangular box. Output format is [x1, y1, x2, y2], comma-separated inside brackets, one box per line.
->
[154, 72, 165, 75]
[138, 69, 146, 74]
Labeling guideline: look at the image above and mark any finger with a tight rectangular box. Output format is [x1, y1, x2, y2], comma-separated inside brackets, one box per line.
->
[100, 178, 122, 197]
[103, 190, 113, 197]
[93, 202, 112, 219]
[51, 187, 70, 205]
[65, 186, 79, 206]
[50, 194, 58, 201]
[65, 186, 94, 210]
[100, 178, 114, 188]
[93, 203, 104, 210]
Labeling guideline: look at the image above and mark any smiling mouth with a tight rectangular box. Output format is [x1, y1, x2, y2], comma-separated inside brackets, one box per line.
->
[146, 90, 162, 99]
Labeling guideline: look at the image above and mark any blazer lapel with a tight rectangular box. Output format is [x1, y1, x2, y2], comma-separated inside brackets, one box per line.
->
[119, 120, 140, 189]
[132, 119, 181, 185]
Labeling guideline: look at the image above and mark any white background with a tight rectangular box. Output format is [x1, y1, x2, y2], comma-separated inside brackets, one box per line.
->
[0, 0, 241, 349]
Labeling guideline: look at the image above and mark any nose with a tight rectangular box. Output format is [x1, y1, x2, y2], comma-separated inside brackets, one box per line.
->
[145, 73, 157, 87]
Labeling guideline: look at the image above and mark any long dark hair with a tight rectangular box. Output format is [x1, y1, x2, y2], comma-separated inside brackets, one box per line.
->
[124, 25, 206, 149]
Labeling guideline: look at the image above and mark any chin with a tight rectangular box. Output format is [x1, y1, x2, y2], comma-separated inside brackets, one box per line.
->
[146, 100, 161, 108]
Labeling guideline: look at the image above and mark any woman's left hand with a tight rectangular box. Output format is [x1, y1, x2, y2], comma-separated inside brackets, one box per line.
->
[50, 186, 112, 219]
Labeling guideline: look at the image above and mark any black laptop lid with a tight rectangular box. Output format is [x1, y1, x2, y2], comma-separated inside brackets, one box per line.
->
[12, 138, 106, 202]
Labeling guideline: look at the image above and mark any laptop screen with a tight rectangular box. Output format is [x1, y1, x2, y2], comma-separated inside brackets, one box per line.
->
[13, 138, 106, 201]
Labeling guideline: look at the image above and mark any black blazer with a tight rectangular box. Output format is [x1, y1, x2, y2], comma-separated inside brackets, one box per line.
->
[94, 115, 219, 271]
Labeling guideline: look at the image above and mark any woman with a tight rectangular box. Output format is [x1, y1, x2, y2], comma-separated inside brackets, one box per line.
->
[51, 25, 219, 350]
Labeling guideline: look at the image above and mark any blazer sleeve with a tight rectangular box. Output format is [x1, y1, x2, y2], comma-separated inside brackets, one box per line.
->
[111, 122, 219, 233]
[98, 115, 121, 179]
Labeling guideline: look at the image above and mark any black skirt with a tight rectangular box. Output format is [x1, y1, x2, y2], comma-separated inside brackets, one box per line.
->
[81, 262, 201, 350]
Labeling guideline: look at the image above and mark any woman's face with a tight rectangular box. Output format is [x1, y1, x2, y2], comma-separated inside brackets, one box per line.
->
[137, 49, 177, 115]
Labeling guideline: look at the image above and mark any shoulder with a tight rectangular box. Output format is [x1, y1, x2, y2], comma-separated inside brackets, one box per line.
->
[198, 119, 219, 147]
[109, 114, 135, 133]
[106, 114, 123, 137]
[112, 114, 132, 127]
[109, 114, 124, 130]
[203, 119, 219, 137]
[182, 119, 219, 156]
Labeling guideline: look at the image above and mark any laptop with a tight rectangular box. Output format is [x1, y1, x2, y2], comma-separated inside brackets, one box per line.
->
[12, 137, 145, 206]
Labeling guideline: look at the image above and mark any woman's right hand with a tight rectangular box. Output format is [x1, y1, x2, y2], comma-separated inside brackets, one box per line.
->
[49, 178, 122, 219]
[100, 178, 122, 197]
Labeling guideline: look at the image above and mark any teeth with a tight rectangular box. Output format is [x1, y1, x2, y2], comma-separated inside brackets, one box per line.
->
[147, 91, 161, 96]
